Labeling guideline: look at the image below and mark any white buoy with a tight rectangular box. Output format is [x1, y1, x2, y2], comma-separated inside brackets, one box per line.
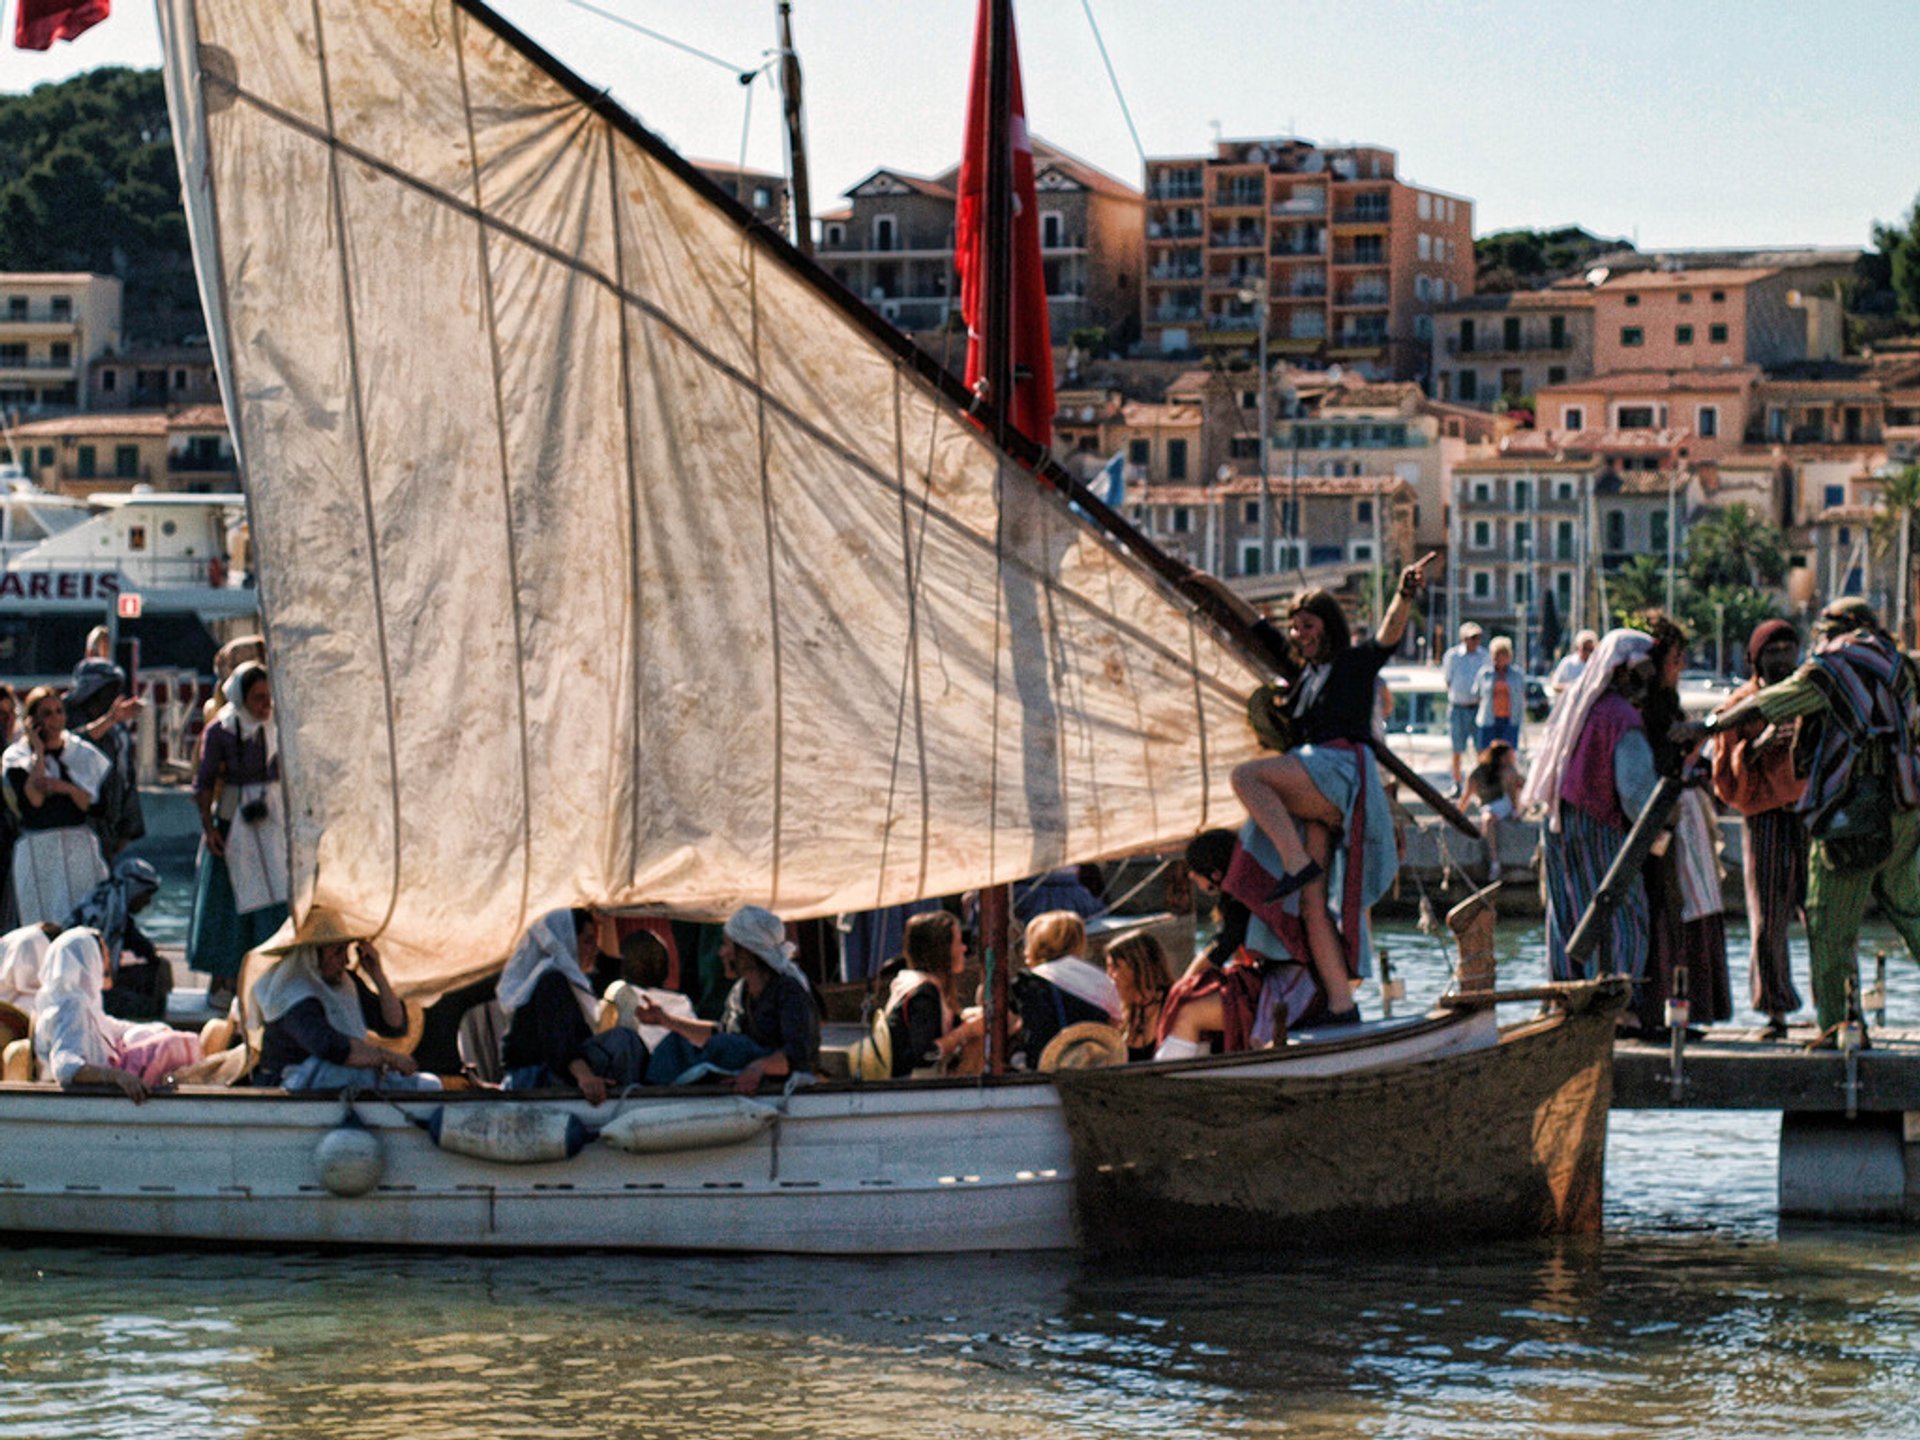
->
[427, 1104, 589, 1164]
[600, 1097, 777, 1154]
[313, 1114, 384, 1196]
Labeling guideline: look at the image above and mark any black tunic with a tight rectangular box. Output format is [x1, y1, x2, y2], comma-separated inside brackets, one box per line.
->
[1009, 972, 1112, 1071]
[1288, 638, 1394, 746]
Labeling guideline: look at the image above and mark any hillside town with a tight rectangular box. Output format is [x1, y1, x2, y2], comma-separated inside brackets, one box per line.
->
[8, 128, 1918, 679]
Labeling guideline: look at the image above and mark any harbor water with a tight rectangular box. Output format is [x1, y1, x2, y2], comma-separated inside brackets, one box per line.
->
[13, 843, 1918, 1438]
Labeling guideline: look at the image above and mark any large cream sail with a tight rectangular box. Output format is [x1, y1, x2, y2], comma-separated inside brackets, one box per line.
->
[158, 0, 1267, 989]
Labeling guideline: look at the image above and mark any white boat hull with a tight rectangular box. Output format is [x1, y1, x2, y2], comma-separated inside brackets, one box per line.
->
[0, 1010, 1494, 1254]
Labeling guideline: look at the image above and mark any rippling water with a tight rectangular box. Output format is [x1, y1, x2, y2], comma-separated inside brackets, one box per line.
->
[70, 849, 1920, 1437]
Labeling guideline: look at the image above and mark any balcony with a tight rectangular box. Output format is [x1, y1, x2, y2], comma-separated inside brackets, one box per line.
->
[1150, 306, 1204, 325]
[1147, 262, 1204, 282]
[1444, 334, 1573, 357]
[1334, 205, 1391, 225]
[1148, 180, 1204, 202]
[1271, 194, 1326, 217]
[0, 356, 77, 374]
[1208, 228, 1265, 250]
[1215, 184, 1266, 209]
[1335, 287, 1390, 307]
[1147, 221, 1204, 240]
[1208, 269, 1264, 291]
[1280, 281, 1328, 299]
[168, 452, 236, 474]
[1270, 234, 1326, 258]
[1333, 249, 1386, 268]
[1207, 309, 1259, 331]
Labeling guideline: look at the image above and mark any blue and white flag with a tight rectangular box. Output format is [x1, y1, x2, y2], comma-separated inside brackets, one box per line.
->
[1095, 450, 1126, 509]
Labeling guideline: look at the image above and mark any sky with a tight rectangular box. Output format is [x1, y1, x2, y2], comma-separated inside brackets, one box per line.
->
[1, 0, 1916, 251]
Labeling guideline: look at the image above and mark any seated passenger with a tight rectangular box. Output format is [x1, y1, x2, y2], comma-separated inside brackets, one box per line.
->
[881, 910, 983, 1078]
[1008, 910, 1122, 1072]
[602, 930, 698, 1052]
[1012, 867, 1107, 923]
[252, 909, 438, 1092]
[638, 905, 819, 1095]
[497, 909, 645, 1104]
[1104, 931, 1172, 1062]
[0, 921, 55, 1009]
[64, 856, 171, 1021]
[1467, 741, 1524, 882]
[34, 928, 202, 1101]
[1155, 829, 1327, 1061]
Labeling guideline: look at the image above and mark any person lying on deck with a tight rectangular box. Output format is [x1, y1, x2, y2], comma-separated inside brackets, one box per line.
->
[637, 905, 819, 1096]
[251, 908, 439, 1093]
[1007, 910, 1122, 1072]
[34, 928, 201, 1102]
[497, 909, 646, 1104]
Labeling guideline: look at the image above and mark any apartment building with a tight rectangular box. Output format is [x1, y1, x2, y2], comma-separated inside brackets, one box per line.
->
[1588, 263, 1849, 375]
[1534, 367, 1761, 461]
[1140, 137, 1473, 382]
[1051, 386, 1204, 488]
[1430, 291, 1595, 408]
[693, 160, 792, 235]
[89, 345, 222, 411]
[7, 404, 238, 495]
[0, 273, 122, 415]
[816, 138, 1143, 343]
[1126, 473, 1414, 587]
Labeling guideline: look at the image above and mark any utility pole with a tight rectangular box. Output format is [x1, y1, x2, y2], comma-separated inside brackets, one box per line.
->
[1246, 278, 1272, 575]
[1665, 467, 1678, 616]
[776, 2, 813, 256]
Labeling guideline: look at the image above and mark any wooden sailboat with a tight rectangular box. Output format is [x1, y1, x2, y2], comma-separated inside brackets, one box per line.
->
[0, 0, 1618, 1254]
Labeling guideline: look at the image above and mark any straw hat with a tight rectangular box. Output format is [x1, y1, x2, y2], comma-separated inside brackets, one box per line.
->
[0, 1001, 28, 1047]
[259, 906, 375, 954]
[1038, 1021, 1127, 1072]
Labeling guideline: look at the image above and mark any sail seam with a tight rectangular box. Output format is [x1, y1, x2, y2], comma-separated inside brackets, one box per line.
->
[453, 7, 537, 937]
[607, 127, 646, 888]
[1188, 616, 1210, 830]
[875, 366, 935, 903]
[204, 79, 1249, 706]
[307, 0, 406, 934]
[747, 245, 786, 905]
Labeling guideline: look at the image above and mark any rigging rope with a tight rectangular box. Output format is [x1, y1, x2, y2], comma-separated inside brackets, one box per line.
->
[558, 0, 761, 83]
[1077, 0, 1146, 167]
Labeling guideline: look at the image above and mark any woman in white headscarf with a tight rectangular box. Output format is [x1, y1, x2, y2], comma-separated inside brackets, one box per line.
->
[496, 908, 645, 1104]
[0, 922, 53, 1009]
[3, 685, 111, 928]
[32, 929, 201, 1101]
[637, 905, 820, 1095]
[1520, 628, 1661, 997]
[187, 661, 290, 1009]
[250, 907, 438, 1091]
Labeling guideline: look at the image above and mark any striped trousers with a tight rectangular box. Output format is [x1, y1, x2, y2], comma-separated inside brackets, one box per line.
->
[1742, 807, 1806, 1018]
[1806, 807, 1920, 1031]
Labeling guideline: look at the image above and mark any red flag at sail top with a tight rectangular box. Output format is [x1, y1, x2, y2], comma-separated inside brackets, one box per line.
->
[953, 0, 1054, 449]
[13, 0, 110, 50]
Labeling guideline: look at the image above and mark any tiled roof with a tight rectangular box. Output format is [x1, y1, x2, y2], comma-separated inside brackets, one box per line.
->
[1119, 401, 1202, 427]
[8, 412, 170, 438]
[1436, 291, 1595, 313]
[1140, 474, 1412, 503]
[1539, 366, 1760, 395]
[1598, 268, 1774, 290]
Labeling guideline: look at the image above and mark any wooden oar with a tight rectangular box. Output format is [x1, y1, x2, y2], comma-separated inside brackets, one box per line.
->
[1562, 774, 1685, 974]
[1367, 737, 1480, 841]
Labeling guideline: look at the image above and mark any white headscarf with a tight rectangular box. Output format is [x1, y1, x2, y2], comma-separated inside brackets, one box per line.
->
[251, 946, 367, 1039]
[496, 909, 600, 1021]
[724, 905, 809, 990]
[0, 730, 112, 804]
[33, 928, 130, 1081]
[220, 661, 276, 765]
[1520, 628, 1653, 833]
[0, 923, 50, 1007]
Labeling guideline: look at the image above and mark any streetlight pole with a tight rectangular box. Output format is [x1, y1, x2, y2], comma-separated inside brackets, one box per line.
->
[1713, 600, 1725, 677]
[1665, 469, 1678, 616]
[1239, 277, 1273, 576]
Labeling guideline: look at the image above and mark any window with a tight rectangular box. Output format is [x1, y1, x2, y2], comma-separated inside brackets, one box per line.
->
[1472, 520, 1492, 549]
[1167, 439, 1188, 481]
[173, 369, 188, 390]
[1512, 572, 1532, 605]
[1471, 480, 1493, 503]
[1240, 542, 1263, 576]
[114, 445, 139, 478]
[1675, 324, 1694, 345]
[49, 295, 72, 320]
[1041, 212, 1063, 249]
[1415, 275, 1430, 301]
[1356, 499, 1373, 523]
[1457, 370, 1478, 401]
[1459, 319, 1476, 352]
[1697, 405, 1719, 438]
[1561, 405, 1585, 431]
[1624, 294, 1640, 307]
[752, 186, 772, 209]
[1417, 234, 1431, 260]
[1839, 525, 1852, 546]
[1229, 437, 1259, 459]
[4, 297, 23, 320]
[1547, 366, 1567, 384]
[1709, 323, 1728, 344]
[1513, 480, 1531, 510]
[49, 342, 71, 366]
[1549, 316, 1566, 349]
[1650, 511, 1668, 550]
[1351, 541, 1374, 563]
[1128, 438, 1150, 466]
[1605, 510, 1625, 551]
[1418, 193, 1431, 220]
[825, 223, 844, 246]
[1620, 326, 1644, 347]
[873, 215, 895, 251]
[1280, 500, 1300, 533]
[1171, 506, 1191, 533]
[1767, 407, 1786, 440]
[127, 525, 146, 552]
[1824, 484, 1846, 509]
[1415, 314, 1432, 340]
[1617, 405, 1657, 430]
[75, 445, 96, 478]
[36, 446, 52, 469]
[100, 368, 116, 392]
[1503, 317, 1521, 350]
[1556, 520, 1575, 559]
[1243, 500, 1261, 524]
[1677, 291, 1693, 305]
[1711, 290, 1726, 303]
[1471, 571, 1492, 599]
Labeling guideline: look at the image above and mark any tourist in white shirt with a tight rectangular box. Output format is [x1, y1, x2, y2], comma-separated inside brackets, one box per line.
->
[1439, 623, 1490, 797]
[1550, 630, 1599, 699]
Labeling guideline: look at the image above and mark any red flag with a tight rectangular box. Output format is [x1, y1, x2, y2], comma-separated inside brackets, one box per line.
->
[953, 0, 1054, 449]
[14, 0, 110, 50]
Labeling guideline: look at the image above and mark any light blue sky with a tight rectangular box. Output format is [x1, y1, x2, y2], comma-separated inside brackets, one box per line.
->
[3, 0, 1916, 249]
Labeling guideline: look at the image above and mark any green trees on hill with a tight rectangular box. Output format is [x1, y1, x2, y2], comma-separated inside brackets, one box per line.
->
[0, 66, 198, 345]
[1603, 505, 1787, 668]
[1474, 227, 1632, 294]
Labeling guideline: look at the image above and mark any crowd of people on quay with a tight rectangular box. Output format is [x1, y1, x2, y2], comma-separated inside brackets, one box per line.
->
[1, 559, 1916, 1104]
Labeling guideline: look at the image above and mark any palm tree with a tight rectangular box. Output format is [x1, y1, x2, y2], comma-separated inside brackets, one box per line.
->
[1605, 554, 1668, 629]
[1871, 464, 1920, 645]
[1685, 503, 1787, 590]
